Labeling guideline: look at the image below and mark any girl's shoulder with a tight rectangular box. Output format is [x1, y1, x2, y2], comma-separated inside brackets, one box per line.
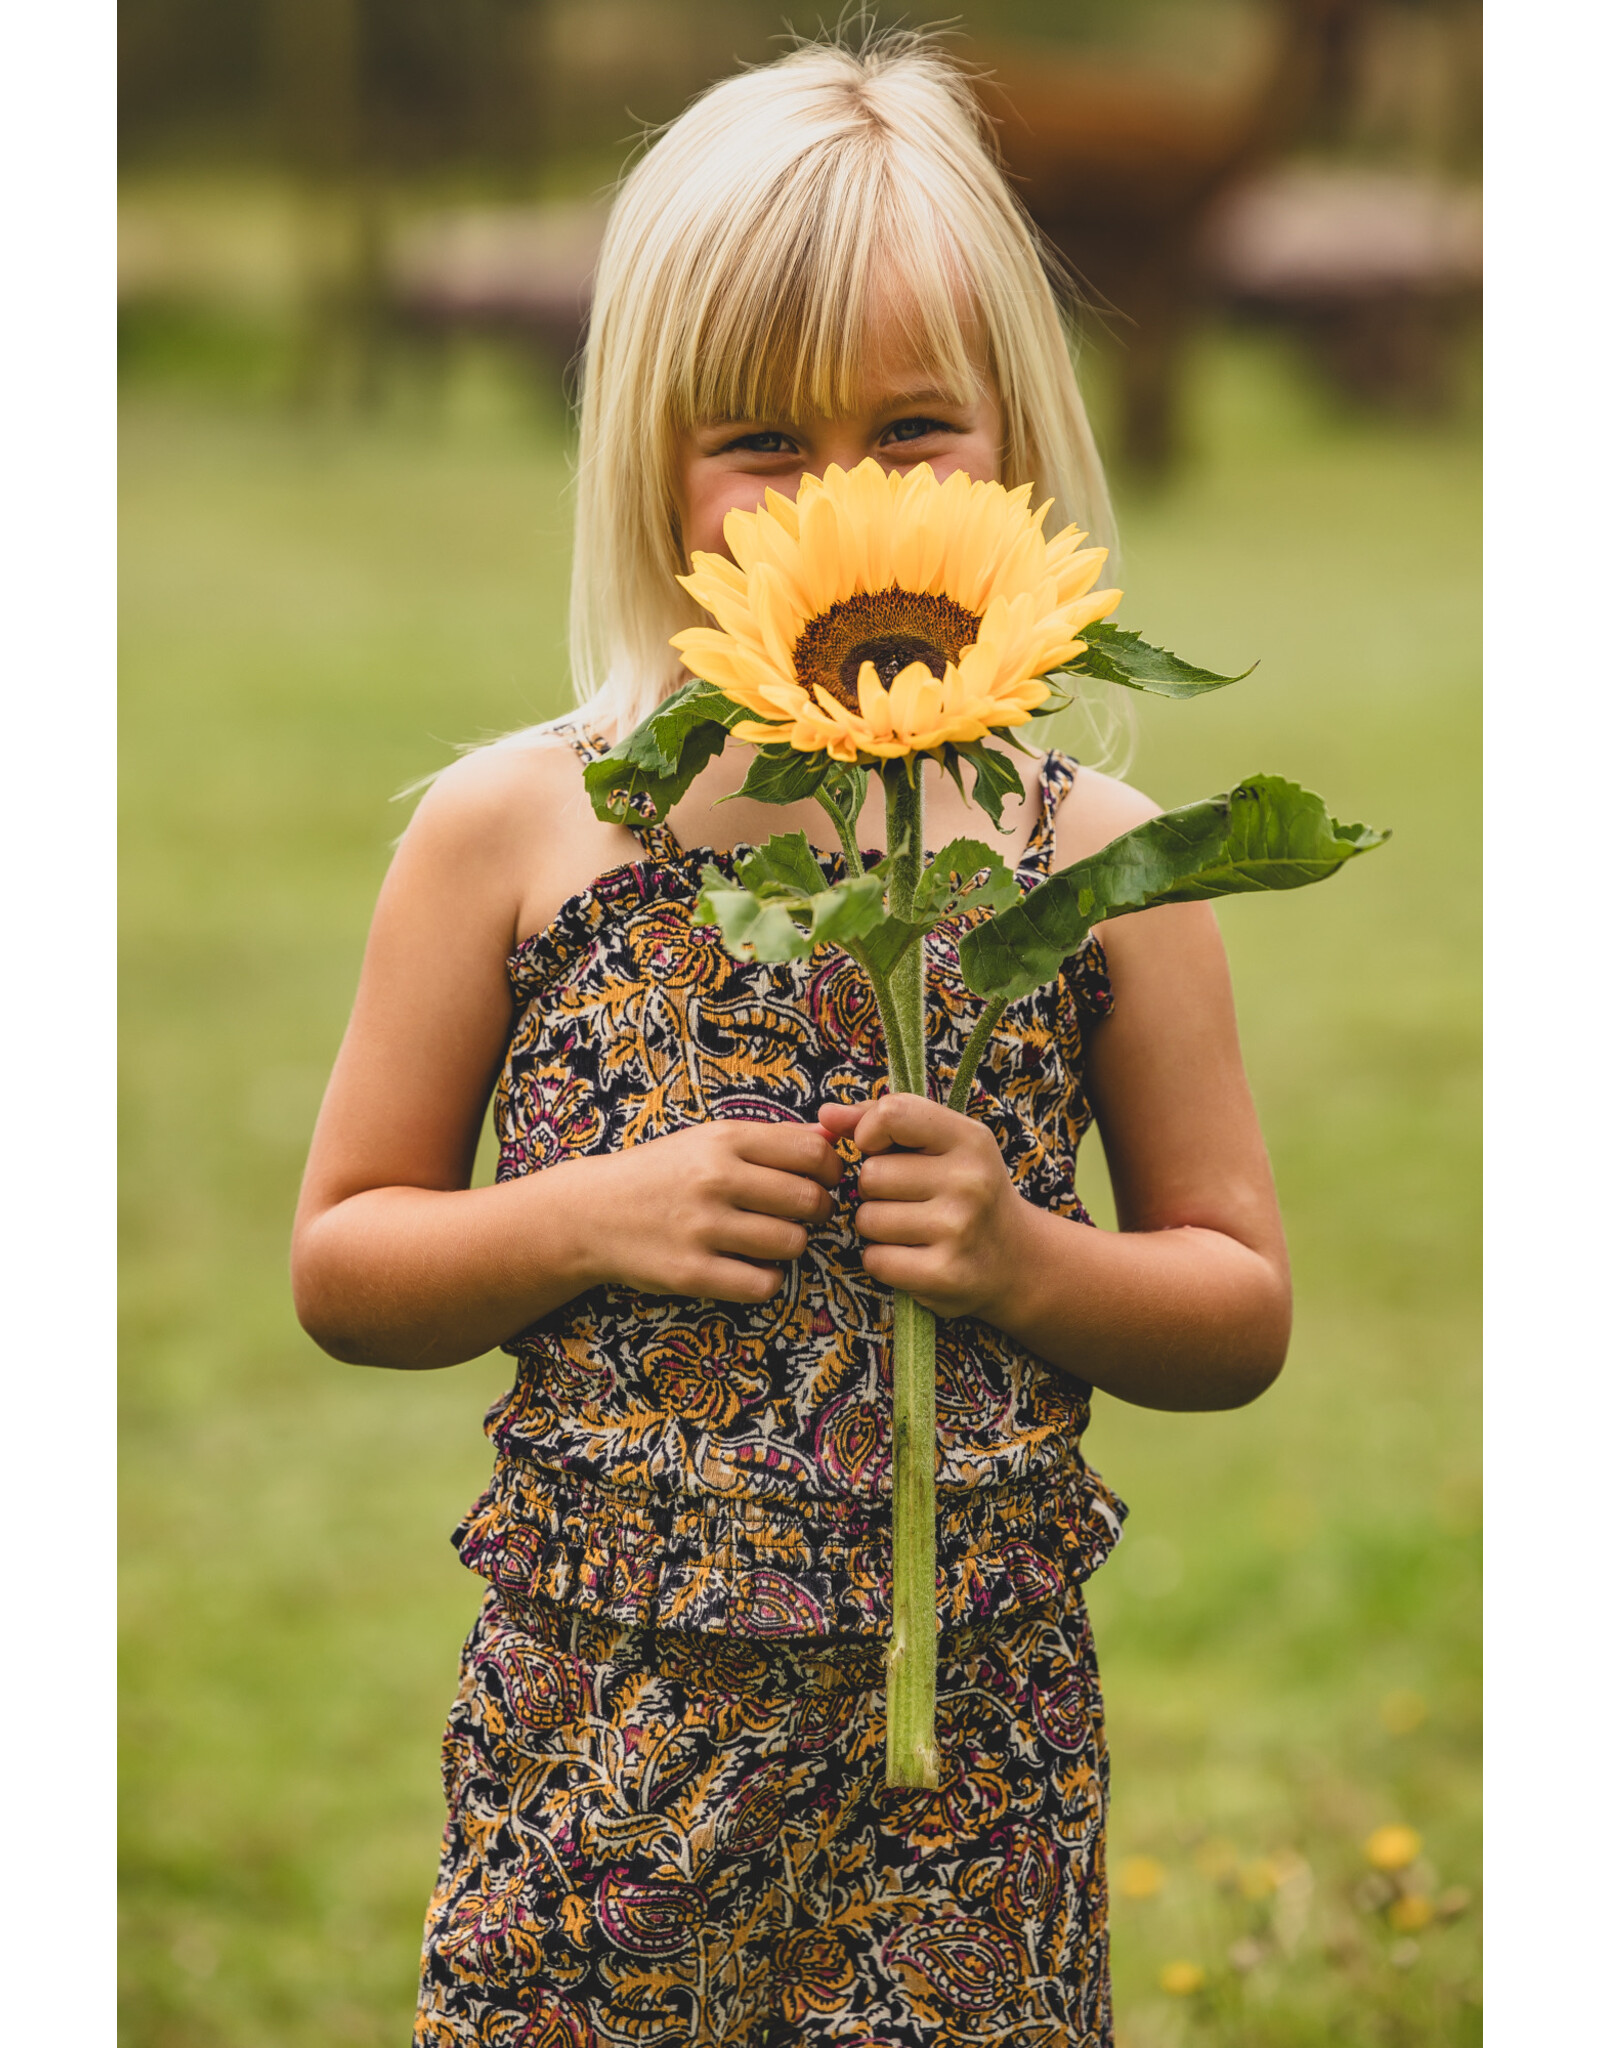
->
[402, 725, 638, 949]
[1052, 763, 1163, 874]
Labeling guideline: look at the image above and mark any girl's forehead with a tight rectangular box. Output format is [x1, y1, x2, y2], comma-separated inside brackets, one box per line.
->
[691, 294, 986, 429]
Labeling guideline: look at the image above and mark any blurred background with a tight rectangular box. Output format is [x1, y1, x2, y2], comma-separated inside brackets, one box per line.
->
[120, 3, 1480, 2043]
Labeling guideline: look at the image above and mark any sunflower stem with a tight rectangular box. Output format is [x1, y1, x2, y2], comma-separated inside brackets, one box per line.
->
[878, 758, 940, 1790]
[815, 785, 866, 880]
[945, 995, 1008, 1116]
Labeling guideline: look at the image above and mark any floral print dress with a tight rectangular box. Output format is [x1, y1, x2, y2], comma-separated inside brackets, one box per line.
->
[416, 726, 1128, 2047]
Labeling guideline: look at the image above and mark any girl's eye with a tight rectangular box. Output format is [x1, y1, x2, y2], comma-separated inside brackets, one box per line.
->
[881, 417, 951, 446]
[723, 430, 797, 455]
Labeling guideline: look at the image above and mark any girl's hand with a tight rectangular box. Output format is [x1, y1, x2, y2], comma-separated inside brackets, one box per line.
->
[818, 1095, 1026, 1320]
[587, 1120, 843, 1305]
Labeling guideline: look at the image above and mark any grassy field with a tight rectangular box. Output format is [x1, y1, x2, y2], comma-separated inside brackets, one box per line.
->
[120, 330, 1480, 2046]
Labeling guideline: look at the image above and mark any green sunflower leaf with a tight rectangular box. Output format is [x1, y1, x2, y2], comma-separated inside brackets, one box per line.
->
[728, 745, 833, 808]
[694, 875, 813, 962]
[582, 679, 745, 827]
[913, 838, 1022, 922]
[960, 775, 1390, 1003]
[847, 914, 921, 982]
[1060, 622, 1256, 699]
[736, 831, 829, 897]
[946, 741, 1027, 828]
[693, 839, 887, 964]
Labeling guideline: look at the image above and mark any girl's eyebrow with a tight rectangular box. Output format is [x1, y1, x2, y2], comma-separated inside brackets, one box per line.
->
[701, 393, 969, 434]
[869, 389, 967, 412]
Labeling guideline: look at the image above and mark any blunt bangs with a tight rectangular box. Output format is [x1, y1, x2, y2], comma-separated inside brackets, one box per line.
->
[670, 156, 981, 433]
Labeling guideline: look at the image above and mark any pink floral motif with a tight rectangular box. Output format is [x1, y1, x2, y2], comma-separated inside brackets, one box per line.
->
[718, 1759, 792, 1854]
[725, 1568, 829, 1637]
[593, 1870, 707, 1957]
[812, 1394, 893, 1493]
[990, 1822, 1063, 1933]
[883, 1915, 1027, 2016]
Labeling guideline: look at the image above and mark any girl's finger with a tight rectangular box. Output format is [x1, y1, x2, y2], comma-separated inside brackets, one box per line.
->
[852, 1092, 962, 1156]
[716, 1212, 811, 1263]
[727, 1163, 837, 1224]
[695, 1256, 786, 1305]
[731, 1123, 845, 1185]
[856, 1152, 942, 1203]
[817, 1102, 866, 1139]
[855, 1199, 938, 1247]
[859, 1243, 943, 1297]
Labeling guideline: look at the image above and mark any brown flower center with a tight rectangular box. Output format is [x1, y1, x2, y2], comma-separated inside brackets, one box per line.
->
[791, 588, 981, 715]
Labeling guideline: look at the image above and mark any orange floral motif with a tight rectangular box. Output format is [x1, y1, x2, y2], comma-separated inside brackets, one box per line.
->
[771, 1927, 855, 2021]
[626, 902, 730, 987]
[480, 1630, 590, 1734]
[436, 1874, 547, 1986]
[502, 1055, 603, 1174]
[639, 1320, 769, 1430]
[883, 1746, 1011, 1852]
[804, 949, 885, 1062]
[1033, 1653, 1092, 1755]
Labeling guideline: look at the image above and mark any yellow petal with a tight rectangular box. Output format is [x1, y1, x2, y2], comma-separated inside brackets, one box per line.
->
[722, 507, 763, 571]
[797, 489, 848, 613]
[856, 661, 894, 737]
[886, 659, 934, 736]
[762, 488, 801, 538]
[1060, 584, 1123, 631]
[748, 565, 802, 676]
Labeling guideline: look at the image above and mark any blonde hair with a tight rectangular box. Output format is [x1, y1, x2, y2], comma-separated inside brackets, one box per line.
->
[566, 30, 1124, 761]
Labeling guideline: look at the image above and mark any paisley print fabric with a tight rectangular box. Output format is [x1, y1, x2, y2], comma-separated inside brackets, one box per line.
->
[416, 1581, 1113, 2046]
[452, 726, 1128, 1644]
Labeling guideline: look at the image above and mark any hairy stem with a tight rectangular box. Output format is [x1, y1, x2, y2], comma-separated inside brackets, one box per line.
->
[880, 758, 940, 1790]
[945, 995, 1009, 1115]
[815, 785, 866, 880]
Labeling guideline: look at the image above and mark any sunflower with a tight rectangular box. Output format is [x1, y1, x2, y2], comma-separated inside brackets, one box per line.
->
[670, 459, 1122, 762]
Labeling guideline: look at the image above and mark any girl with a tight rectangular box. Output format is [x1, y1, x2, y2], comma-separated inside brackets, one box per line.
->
[293, 33, 1290, 2048]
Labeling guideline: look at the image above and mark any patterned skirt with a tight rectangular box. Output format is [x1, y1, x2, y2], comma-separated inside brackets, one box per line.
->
[415, 1585, 1113, 2046]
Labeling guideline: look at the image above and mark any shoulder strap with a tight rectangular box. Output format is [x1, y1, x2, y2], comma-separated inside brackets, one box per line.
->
[557, 719, 683, 863]
[1017, 750, 1078, 878]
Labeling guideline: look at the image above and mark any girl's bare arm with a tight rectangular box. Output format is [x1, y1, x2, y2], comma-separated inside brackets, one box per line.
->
[291, 747, 840, 1370]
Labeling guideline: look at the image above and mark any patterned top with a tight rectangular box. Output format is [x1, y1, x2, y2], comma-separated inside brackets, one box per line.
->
[453, 725, 1128, 1639]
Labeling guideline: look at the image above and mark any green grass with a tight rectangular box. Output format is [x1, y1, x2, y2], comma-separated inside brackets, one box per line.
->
[120, 332, 1479, 2045]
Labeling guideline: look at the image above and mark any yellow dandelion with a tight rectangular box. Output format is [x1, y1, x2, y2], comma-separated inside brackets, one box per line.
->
[1159, 1960, 1206, 1996]
[1118, 1855, 1167, 1900]
[670, 458, 1121, 762]
[1388, 1894, 1434, 1933]
[1365, 1824, 1423, 1872]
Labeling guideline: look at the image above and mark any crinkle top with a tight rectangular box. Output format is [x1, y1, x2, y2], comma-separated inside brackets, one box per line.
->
[452, 729, 1127, 1638]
